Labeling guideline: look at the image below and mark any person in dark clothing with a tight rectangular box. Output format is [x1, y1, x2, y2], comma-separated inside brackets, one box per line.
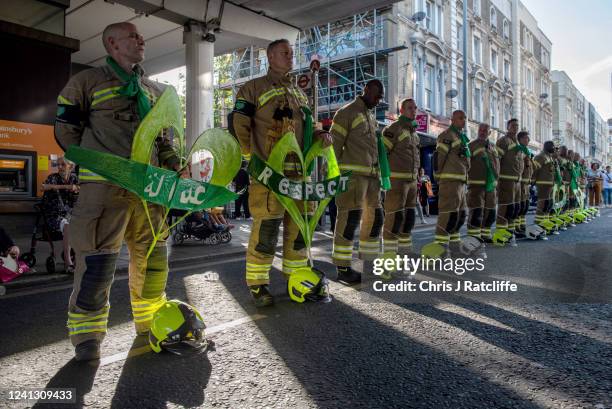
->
[233, 162, 251, 219]
[0, 227, 19, 259]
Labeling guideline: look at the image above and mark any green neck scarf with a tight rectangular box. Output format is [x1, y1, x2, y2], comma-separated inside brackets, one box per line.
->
[482, 154, 497, 192]
[376, 131, 391, 191]
[554, 164, 563, 186]
[570, 162, 580, 190]
[106, 56, 151, 119]
[399, 115, 418, 129]
[514, 143, 531, 156]
[450, 125, 471, 158]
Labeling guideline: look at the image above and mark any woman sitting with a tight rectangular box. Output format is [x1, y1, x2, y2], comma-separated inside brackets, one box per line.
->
[41, 158, 79, 273]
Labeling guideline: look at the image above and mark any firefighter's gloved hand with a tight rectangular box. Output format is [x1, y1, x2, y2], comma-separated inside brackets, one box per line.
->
[314, 130, 332, 148]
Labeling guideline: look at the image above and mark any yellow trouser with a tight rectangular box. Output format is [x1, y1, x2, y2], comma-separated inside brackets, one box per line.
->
[333, 174, 382, 266]
[245, 181, 308, 286]
[435, 180, 467, 244]
[68, 183, 169, 346]
[496, 180, 520, 230]
[467, 184, 497, 239]
[383, 179, 417, 258]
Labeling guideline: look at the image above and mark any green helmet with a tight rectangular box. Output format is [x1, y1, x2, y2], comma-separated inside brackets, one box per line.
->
[492, 229, 512, 246]
[149, 300, 207, 354]
[288, 267, 330, 303]
[421, 242, 447, 259]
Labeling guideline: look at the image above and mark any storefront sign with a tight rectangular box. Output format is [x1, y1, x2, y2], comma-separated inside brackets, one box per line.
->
[416, 113, 429, 133]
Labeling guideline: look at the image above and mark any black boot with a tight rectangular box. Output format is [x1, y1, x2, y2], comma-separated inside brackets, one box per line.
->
[336, 266, 361, 284]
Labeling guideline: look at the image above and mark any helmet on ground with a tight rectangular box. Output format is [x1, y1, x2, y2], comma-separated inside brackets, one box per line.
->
[492, 229, 512, 246]
[421, 242, 447, 259]
[288, 267, 331, 303]
[459, 236, 483, 255]
[149, 300, 207, 355]
[525, 225, 545, 240]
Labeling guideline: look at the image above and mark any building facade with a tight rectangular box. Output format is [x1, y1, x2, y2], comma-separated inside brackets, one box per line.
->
[551, 70, 588, 157]
[588, 103, 607, 163]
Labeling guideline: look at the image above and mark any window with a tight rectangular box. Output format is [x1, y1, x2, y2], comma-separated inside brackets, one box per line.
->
[491, 49, 498, 75]
[474, 86, 482, 121]
[541, 49, 549, 69]
[503, 58, 510, 81]
[426, 1, 434, 31]
[524, 30, 533, 52]
[526, 67, 533, 91]
[490, 92, 498, 128]
[473, 34, 482, 65]
[473, 0, 481, 16]
[503, 19, 509, 39]
[490, 7, 497, 30]
[425, 65, 433, 109]
[437, 5, 444, 37]
[457, 21, 464, 51]
[504, 101, 512, 124]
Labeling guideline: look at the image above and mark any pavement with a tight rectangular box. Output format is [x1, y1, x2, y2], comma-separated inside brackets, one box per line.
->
[0, 209, 610, 408]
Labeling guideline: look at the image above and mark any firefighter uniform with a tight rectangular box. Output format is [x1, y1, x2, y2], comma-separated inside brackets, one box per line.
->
[518, 153, 534, 231]
[330, 97, 382, 266]
[559, 156, 572, 212]
[55, 61, 180, 346]
[230, 69, 311, 287]
[532, 151, 555, 227]
[466, 139, 499, 241]
[381, 117, 420, 259]
[434, 126, 470, 246]
[495, 134, 525, 233]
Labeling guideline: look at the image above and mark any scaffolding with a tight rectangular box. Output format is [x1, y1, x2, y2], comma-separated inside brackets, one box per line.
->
[215, 8, 392, 124]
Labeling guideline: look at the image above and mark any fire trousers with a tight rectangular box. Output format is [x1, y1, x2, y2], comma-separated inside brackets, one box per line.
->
[245, 181, 308, 286]
[466, 184, 497, 240]
[435, 180, 467, 245]
[496, 180, 520, 231]
[67, 183, 169, 346]
[332, 174, 383, 266]
[535, 184, 553, 225]
[382, 179, 417, 259]
[517, 182, 531, 230]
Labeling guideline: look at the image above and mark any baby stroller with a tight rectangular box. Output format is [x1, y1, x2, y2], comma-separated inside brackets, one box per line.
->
[20, 202, 75, 274]
[172, 212, 233, 245]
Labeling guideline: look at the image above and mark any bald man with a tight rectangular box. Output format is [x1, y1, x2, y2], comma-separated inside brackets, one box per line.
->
[56, 22, 182, 361]
[429, 110, 470, 256]
[330, 79, 385, 282]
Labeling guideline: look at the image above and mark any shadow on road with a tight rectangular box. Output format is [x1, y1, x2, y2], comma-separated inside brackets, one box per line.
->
[32, 359, 99, 409]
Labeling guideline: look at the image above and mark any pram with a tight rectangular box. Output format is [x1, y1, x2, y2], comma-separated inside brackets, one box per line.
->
[172, 212, 233, 245]
[20, 202, 74, 274]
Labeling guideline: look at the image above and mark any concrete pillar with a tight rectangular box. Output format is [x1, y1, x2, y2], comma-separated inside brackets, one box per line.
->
[184, 22, 214, 149]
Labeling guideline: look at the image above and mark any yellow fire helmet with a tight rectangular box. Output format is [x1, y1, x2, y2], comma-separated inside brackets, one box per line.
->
[288, 267, 331, 303]
[149, 300, 208, 355]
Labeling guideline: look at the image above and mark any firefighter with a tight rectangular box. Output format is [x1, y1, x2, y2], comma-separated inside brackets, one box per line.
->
[516, 131, 533, 236]
[431, 110, 470, 255]
[532, 141, 556, 237]
[330, 79, 385, 283]
[558, 146, 575, 227]
[230, 39, 332, 307]
[55, 22, 183, 361]
[381, 98, 420, 274]
[495, 118, 525, 246]
[467, 123, 499, 246]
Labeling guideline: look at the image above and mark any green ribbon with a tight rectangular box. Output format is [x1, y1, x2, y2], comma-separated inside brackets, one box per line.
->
[450, 125, 471, 158]
[482, 154, 497, 193]
[248, 154, 350, 201]
[554, 164, 563, 186]
[377, 131, 391, 191]
[106, 56, 151, 119]
[301, 106, 314, 175]
[399, 115, 418, 129]
[570, 161, 580, 191]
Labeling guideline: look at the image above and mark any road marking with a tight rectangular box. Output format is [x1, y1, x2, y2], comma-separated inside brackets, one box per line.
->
[99, 313, 268, 366]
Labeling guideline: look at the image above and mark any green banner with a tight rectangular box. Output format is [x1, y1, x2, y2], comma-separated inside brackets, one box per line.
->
[248, 154, 350, 201]
[66, 145, 238, 211]
[250, 131, 350, 248]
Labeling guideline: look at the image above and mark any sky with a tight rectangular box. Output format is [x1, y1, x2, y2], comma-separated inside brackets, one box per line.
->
[521, 0, 612, 119]
[152, 0, 612, 120]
